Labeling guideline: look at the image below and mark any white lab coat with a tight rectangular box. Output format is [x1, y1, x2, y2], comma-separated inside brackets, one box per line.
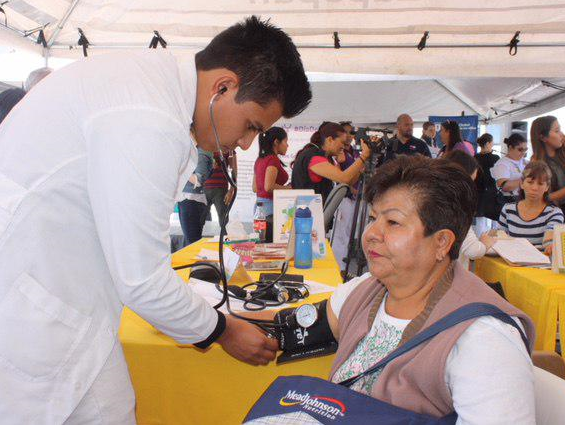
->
[0, 51, 220, 423]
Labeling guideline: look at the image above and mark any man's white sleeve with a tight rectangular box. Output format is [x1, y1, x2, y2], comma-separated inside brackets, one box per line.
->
[84, 107, 224, 346]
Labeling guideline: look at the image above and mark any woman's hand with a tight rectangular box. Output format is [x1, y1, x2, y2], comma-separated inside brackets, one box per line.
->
[544, 244, 553, 257]
[479, 233, 497, 250]
[360, 140, 371, 161]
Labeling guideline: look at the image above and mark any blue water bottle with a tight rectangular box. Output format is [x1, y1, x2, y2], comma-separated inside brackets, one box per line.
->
[294, 205, 313, 269]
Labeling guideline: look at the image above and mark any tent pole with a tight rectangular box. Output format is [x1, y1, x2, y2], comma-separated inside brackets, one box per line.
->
[47, 0, 81, 48]
[433, 79, 487, 120]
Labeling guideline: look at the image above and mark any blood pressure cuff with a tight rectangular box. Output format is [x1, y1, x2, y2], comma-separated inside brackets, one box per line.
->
[274, 300, 337, 364]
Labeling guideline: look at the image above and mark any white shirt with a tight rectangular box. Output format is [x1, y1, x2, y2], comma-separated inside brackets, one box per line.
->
[490, 156, 528, 196]
[0, 51, 219, 423]
[458, 228, 487, 270]
[330, 273, 535, 425]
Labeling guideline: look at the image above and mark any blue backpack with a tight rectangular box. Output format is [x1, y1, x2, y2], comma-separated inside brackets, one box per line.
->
[244, 303, 530, 425]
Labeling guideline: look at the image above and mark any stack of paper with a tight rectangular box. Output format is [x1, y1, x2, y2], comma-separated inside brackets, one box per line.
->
[492, 238, 550, 266]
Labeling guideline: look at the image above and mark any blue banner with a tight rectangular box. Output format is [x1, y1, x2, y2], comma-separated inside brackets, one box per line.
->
[429, 115, 479, 150]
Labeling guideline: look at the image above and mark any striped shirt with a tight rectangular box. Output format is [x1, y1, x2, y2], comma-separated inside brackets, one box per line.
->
[499, 202, 564, 249]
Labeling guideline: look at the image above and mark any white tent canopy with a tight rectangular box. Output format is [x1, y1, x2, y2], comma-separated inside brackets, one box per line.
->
[3, 1, 565, 123]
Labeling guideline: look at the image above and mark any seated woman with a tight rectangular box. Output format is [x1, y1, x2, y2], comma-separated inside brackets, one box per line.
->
[445, 150, 496, 269]
[326, 156, 535, 423]
[291, 121, 370, 204]
[498, 160, 564, 253]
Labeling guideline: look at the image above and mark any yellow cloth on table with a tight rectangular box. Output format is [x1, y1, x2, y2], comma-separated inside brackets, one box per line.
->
[475, 257, 565, 351]
[554, 290, 565, 362]
[119, 238, 343, 425]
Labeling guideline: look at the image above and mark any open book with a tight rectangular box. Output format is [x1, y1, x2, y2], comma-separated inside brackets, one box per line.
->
[492, 238, 550, 266]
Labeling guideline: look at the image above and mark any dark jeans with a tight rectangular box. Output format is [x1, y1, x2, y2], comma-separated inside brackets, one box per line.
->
[178, 199, 208, 246]
[204, 187, 229, 227]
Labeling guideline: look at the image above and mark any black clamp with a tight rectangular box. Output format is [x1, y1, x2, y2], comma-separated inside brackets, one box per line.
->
[333, 31, 341, 49]
[36, 29, 47, 47]
[0, 1, 8, 26]
[77, 28, 89, 57]
[149, 30, 167, 49]
[417, 31, 429, 51]
[508, 31, 520, 56]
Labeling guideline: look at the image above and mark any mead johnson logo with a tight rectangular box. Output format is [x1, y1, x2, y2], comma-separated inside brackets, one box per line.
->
[279, 390, 346, 420]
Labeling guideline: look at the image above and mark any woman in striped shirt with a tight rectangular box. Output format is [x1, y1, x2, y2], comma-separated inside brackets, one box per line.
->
[499, 161, 564, 253]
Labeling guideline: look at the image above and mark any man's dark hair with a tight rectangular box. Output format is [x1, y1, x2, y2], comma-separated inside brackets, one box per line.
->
[195, 16, 312, 118]
[422, 121, 434, 131]
[0, 87, 26, 125]
[365, 156, 477, 260]
[444, 150, 479, 176]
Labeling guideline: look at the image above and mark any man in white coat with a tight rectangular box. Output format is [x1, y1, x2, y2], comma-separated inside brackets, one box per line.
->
[0, 16, 311, 424]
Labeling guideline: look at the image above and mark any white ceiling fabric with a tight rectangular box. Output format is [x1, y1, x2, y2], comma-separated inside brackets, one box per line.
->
[2, 0, 565, 123]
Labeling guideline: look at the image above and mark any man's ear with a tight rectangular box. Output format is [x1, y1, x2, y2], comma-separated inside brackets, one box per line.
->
[210, 72, 239, 98]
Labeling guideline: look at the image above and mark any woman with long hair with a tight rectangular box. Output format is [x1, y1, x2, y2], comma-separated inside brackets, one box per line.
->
[530, 115, 565, 211]
[291, 121, 369, 203]
[439, 120, 474, 156]
[474, 133, 502, 234]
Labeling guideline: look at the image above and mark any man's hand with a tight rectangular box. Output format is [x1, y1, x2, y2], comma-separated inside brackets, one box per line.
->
[224, 187, 235, 205]
[217, 315, 279, 366]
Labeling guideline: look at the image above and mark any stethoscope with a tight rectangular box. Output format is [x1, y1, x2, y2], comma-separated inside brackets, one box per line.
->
[173, 87, 319, 335]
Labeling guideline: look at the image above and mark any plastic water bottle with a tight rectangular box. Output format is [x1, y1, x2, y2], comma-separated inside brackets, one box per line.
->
[253, 202, 267, 242]
[294, 205, 313, 269]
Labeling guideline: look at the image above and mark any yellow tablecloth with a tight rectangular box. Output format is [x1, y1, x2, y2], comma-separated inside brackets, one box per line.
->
[474, 257, 565, 351]
[119, 239, 343, 425]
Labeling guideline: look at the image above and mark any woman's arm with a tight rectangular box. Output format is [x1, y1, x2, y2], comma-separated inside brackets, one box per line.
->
[496, 178, 521, 193]
[310, 158, 365, 186]
[264, 165, 290, 193]
[549, 187, 565, 202]
[459, 229, 489, 260]
[252, 173, 257, 193]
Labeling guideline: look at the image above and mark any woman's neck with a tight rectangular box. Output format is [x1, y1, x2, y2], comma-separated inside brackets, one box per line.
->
[507, 152, 521, 161]
[383, 260, 451, 320]
[546, 145, 557, 158]
[521, 197, 545, 209]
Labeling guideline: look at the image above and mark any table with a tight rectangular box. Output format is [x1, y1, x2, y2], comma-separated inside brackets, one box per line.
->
[119, 239, 343, 425]
[474, 256, 565, 351]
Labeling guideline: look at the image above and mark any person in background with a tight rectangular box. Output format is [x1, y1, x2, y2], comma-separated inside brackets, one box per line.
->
[491, 133, 528, 204]
[204, 149, 237, 227]
[445, 150, 496, 269]
[498, 161, 564, 254]
[339, 121, 359, 167]
[178, 147, 214, 246]
[387, 114, 431, 158]
[291, 121, 369, 204]
[530, 115, 565, 212]
[439, 120, 474, 156]
[0, 87, 26, 125]
[252, 126, 290, 241]
[475, 133, 501, 235]
[421, 121, 437, 147]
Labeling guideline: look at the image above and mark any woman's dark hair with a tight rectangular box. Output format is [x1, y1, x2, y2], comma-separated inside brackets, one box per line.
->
[503, 132, 526, 149]
[444, 150, 479, 176]
[441, 120, 463, 152]
[519, 160, 553, 203]
[195, 16, 311, 118]
[292, 121, 345, 167]
[365, 156, 477, 260]
[531, 115, 565, 169]
[258, 127, 287, 158]
[477, 133, 493, 148]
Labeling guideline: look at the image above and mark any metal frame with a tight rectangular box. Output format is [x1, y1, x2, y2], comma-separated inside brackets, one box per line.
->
[434, 79, 488, 120]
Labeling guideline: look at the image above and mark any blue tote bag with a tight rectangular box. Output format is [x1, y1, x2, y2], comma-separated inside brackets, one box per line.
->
[244, 303, 530, 425]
